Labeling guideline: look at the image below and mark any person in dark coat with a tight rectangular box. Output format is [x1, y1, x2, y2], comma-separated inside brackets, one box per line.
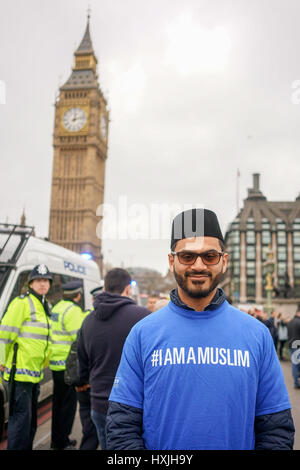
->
[287, 307, 300, 388]
[71, 284, 103, 450]
[277, 313, 289, 361]
[77, 268, 149, 450]
[265, 310, 279, 350]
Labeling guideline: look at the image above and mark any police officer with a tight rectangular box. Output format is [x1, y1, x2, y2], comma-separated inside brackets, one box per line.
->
[0, 264, 52, 450]
[50, 280, 85, 450]
[89, 284, 104, 307]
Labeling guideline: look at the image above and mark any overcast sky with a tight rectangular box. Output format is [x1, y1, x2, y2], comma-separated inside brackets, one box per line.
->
[1, 0, 300, 275]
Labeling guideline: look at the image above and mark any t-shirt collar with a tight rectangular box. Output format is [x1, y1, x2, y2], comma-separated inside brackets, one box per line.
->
[170, 287, 226, 311]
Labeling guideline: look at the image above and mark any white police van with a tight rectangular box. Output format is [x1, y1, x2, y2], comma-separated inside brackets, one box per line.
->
[0, 224, 102, 439]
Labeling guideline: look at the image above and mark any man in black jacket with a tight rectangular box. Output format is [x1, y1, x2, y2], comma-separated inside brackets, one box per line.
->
[77, 268, 149, 450]
[287, 306, 300, 388]
[106, 208, 295, 450]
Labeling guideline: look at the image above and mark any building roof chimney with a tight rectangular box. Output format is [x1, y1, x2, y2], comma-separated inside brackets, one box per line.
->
[247, 173, 266, 200]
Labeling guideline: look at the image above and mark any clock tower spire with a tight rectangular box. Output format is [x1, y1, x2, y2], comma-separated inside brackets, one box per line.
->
[49, 16, 109, 274]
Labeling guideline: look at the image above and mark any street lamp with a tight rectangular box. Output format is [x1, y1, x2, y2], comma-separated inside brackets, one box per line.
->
[263, 244, 275, 317]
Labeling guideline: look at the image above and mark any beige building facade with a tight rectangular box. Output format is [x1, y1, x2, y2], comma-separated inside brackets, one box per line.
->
[49, 17, 108, 273]
[224, 174, 300, 314]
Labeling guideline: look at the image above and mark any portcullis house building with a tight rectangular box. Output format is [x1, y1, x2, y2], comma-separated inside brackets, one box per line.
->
[223, 173, 300, 315]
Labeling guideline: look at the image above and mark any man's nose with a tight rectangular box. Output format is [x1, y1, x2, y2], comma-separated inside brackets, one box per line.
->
[191, 255, 207, 270]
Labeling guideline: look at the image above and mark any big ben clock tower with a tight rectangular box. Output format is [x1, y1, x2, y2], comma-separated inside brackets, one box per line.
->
[49, 15, 109, 274]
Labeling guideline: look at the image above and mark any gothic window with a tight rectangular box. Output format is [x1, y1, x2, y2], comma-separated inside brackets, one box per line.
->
[246, 230, 255, 244]
[246, 245, 256, 260]
[230, 230, 240, 244]
[293, 246, 300, 261]
[232, 262, 240, 275]
[232, 246, 240, 260]
[294, 262, 300, 276]
[277, 246, 287, 261]
[277, 261, 287, 276]
[246, 277, 255, 297]
[261, 230, 271, 245]
[293, 218, 300, 231]
[276, 218, 286, 230]
[277, 231, 286, 245]
[293, 231, 300, 245]
[246, 261, 256, 276]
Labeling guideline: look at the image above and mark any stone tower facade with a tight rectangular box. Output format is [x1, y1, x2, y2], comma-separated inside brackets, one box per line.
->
[49, 16, 108, 274]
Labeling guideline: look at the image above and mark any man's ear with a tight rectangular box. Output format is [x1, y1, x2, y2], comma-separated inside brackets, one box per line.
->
[122, 284, 131, 297]
[168, 253, 174, 273]
[222, 252, 229, 273]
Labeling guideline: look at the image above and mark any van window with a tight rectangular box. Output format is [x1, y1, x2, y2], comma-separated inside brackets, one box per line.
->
[5, 271, 85, 313]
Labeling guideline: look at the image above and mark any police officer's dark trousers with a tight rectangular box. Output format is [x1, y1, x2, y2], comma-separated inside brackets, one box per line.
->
[7, 381, 40, 450]
[77, 389, 99, 450]
[51, 370, 77, 449]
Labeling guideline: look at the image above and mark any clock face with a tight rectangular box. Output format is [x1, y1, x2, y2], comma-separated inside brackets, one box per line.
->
[63, 107, 86, 132]
[100, 115, 107, 139]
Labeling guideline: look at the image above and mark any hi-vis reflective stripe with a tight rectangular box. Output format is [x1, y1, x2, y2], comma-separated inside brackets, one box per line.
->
[50, 360, 66, 367]
[21, 296, 49, 341]
[0, 325, 20, 334]
[27, 296, 37, 321]
[62, 304, 74, 332]
[22, 321, 49, 329]
[52, 329, 79, 336]
[51, 339, 73, 345]
[19, 332, 48, 340]
[51, 304, 77, 343]
[5, 366, 42, 378]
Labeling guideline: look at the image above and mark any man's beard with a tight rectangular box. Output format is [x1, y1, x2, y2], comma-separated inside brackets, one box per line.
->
[173, 268, 224, 299]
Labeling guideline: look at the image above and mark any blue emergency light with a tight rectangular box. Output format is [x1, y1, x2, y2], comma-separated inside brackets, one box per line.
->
[81, 252, 93, 260]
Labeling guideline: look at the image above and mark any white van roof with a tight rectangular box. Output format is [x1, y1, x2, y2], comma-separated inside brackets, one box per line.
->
[18, 236, 101, 281]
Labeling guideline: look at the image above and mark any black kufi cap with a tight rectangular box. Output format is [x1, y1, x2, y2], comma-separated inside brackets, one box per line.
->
[171, 208, 224, 249]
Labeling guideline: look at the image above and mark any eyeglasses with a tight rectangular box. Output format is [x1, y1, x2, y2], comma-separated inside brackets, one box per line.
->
[171, 250, 224, 266]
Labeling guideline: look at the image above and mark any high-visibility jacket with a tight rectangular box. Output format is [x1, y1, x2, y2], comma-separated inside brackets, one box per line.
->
[0, 293, 51, 383]
[83, 308, 93, 318]
[50, 300, 84, 371]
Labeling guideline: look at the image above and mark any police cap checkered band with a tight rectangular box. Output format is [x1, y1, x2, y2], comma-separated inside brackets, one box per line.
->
[62, 280, 83, 295]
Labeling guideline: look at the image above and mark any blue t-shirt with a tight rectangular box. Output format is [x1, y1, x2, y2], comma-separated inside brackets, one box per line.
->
[109, 300, 291, 450]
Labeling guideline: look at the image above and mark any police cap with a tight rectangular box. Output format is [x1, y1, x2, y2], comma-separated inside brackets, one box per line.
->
[28, 264, 53, 284]
[90, 282, 104, 298]
[62, 280, 83, 295]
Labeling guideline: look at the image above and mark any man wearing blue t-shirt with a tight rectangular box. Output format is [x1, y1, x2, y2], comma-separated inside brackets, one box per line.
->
[106, 208, 295, 450]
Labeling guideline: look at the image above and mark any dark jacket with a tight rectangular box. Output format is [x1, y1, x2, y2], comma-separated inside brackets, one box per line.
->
[106, 403, 294, 450]
[77, 292, 149, 414]
[264, 317, 278, 346]
[106, 289, 295, 450]
[287, 315, 300, 349]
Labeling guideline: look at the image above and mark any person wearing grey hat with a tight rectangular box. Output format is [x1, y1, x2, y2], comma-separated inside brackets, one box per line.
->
[106, 208, 294, 450]
[50, 279, 85, 450]
[0, 264, 52, 449]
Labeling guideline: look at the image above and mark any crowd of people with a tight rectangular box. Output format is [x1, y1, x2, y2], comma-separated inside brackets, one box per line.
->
[244, 307, 290, 360]
[242, 305, 300, 389]
[0, 207, 299, 450]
